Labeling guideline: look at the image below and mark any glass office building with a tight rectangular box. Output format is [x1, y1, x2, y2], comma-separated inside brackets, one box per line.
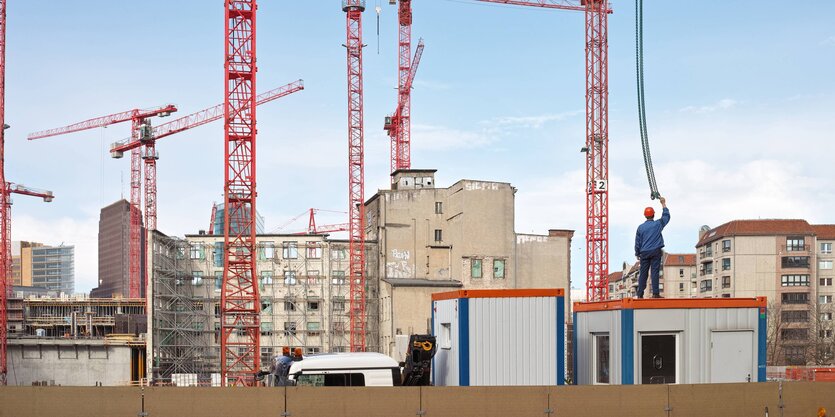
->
[31, 245, 75, 294]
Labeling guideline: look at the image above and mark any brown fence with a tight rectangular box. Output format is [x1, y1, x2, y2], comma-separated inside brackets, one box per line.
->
[0, 382, 833, 417]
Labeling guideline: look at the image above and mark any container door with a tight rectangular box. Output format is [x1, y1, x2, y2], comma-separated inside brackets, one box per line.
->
[640, 334, 677, 384]
[710, 331, 754, 383]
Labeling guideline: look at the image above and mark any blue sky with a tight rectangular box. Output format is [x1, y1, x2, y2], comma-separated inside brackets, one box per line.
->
[6, 1, 835, 294]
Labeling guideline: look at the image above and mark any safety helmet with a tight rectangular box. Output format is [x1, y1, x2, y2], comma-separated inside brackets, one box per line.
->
[644, 207, 655, 218]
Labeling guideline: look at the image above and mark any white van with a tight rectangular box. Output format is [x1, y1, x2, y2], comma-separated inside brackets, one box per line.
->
[287, 352, 401, 387]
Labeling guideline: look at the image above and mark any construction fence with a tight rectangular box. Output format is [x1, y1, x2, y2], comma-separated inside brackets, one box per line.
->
[1, 382, 834, 417]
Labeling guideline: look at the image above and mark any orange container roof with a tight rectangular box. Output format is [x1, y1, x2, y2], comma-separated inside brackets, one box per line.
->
[573, 296, 767, 312]
[432, 288, 564, 301]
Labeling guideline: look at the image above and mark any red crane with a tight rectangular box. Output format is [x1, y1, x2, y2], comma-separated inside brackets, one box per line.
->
[475, 0, 612, 302]
[343, 0, 367, 352]
[304, 208, 348, 235]
[221, 0, 260, 386]
[28, 105, 177, 299]
[0, 182, 54, 386]
[384, 37, 425, 176]
[0, 0, 8, 386]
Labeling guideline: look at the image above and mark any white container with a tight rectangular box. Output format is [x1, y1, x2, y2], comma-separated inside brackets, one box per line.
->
[574, 297, 767, 385]
[431, 289, 565, 386]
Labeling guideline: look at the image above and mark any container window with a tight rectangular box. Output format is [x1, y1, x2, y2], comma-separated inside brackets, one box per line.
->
[440, 323, 452, 349]
[640, 333, 678, 384]
[593, 333, 610, 384]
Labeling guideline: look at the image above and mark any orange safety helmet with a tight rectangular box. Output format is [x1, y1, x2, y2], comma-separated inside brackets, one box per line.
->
[644, 207, 655, 218]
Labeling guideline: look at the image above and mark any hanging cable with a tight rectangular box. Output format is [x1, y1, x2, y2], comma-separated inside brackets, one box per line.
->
[636, 0, 660, 200]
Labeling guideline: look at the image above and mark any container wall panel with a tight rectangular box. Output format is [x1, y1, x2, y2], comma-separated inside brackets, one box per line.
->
[432, 299, 460, 386]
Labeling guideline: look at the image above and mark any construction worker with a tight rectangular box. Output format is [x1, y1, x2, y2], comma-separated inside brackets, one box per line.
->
[634, 196, 669, 298]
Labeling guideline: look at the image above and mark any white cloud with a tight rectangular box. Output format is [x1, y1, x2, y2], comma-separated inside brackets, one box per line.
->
[485, 110, 583, 129]
[822, 36, 835, 46]
[411, 123, 497, 151]
[678, 98, 738, 114]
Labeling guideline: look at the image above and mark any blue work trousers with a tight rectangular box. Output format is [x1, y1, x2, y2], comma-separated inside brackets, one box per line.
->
[637, 248, 663, 297]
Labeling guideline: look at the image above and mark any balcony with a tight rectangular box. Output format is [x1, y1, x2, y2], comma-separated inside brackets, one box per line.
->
[782, 244, 811, 253]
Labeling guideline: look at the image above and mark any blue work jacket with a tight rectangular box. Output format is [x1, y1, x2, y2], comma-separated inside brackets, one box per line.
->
[635, 207, 670, 257]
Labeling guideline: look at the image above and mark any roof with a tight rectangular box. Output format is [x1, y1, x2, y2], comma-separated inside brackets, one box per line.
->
[288, 352, 398, 371]
[697, 219, 814, 247]
[382, 278, 463, 288]
[607, 271, 623, 283]
[664, 253, 696, 267]
[432, 288, 564, 301]
[574, 296, 767, 312]
[813, 225, 835, 240]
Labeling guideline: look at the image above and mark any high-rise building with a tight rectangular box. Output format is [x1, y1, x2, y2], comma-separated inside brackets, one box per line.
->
[11, 241, 45, 286]
[209, 203, 265, 235]
[92, 199, 145, 298]
[30, 244, 75, 293]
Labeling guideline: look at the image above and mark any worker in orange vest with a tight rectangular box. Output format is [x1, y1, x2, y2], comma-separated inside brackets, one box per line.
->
[634, 196, 669, 298]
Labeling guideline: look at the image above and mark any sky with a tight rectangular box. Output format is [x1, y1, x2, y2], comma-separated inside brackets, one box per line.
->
[5, 1, 835, 295]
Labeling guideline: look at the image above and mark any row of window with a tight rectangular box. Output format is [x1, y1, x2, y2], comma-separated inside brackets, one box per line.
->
[470, 259, 506, 279]
[781, 329, 834, 340]
[186, 242, 346, 262]
[782, 311, 834, 323]
[708, 239, 833, 255]
[781, 293, 834, 304]
[184, 270, 350, 288]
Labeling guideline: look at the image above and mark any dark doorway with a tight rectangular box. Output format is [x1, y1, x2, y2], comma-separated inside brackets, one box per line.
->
[641, 334, 676, 384]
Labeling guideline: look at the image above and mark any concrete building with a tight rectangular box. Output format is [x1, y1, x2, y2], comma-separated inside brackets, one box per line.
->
[26, 244, 75, 294]
[695, 219, 835, 365]
[92, 199, 145, 298]
[11, 241, 45, 286]
[146, 230, 379, 383]
[364, 170, 573, 358]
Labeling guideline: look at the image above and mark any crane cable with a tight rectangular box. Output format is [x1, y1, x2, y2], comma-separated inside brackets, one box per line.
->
[636, 0, 661, 200]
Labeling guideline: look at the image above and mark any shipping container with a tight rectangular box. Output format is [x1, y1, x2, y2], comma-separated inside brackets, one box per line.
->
[573, 297, 767, 385]
[431, 289, 565, 386]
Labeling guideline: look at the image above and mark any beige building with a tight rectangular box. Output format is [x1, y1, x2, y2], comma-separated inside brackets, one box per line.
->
[365, 170, 573, 358]
[11, 241, 44, 286]
[608, 253, 696, 299]
[695, 219, 835, 365]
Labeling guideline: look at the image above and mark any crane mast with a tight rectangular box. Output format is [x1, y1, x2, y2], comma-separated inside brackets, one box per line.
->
[395, 0, 412, 174]
[476, 0, 611, 301]
[221, 0, 260, 386]
[0, 0, 7, 386]
[343, 0, 367, 352]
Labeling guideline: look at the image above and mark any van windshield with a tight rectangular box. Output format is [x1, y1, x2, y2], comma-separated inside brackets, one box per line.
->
[296, 373, 366, 387]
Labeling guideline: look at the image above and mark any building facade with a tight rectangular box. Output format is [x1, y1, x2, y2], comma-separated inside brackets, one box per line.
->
[695, 220, 835, 365]
[608, 253, 696, 299]
[11, 241, 44, 286]
[365, 170, 573, 358]
[22, 244, 75, 294]
[92, 199, 145, 298]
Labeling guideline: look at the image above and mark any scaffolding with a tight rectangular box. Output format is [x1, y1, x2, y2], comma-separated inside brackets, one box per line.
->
[22, 297, 145, 338]
[151, 232, 214, 384]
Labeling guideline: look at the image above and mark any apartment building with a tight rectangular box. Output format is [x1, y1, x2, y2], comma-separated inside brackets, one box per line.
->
[608, 253, 696, 299]
[695, 219, 835, 365]
[365, 169, 573, 358]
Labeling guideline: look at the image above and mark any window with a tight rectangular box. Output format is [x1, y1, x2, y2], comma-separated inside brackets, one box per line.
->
[307, 322, 321, 336]
[330, 247, 347, 260]
[820, 295, 834, 304]
[261, 347, 274, 365]
[722, 276, 731, 289]
[440, 323, 452, 349]
[781, 292, 810, 304]
[213, 242, 224, 267]
[821, 278, 833, 286]
[261, 322, 274, 336]
[306, 242, 322, 259]
[679, 268, 684, 278]
[283, 322, 297, 336]
[700, 279, 712, 292]
[192, 271, 203, 286]
[822, 243, 833, 254]
[781, 275, 810, 287]
[593, 334, 610, 384]
[190, 245, 205, 260]
[331, 270, 346, 285]
[821, 313, 833, 322]
[297, 373, 365, 387]
[493, 259, 506, 279]
[820, 260, 833, 270]
[781, 328, 808, 340]
[722, 240, 731, 252]
[782, 310, 809, 323]
[722, 258, 731, 271]
[260, 242, 275, 260]
[782, 256, 810, 268]
[702, 262, 713, 275]
[284, 270, 297, 285]
[307, 301, 320, 311]
[786, 237, 806, 252]
[305, 347, 322, 355]
[282, 242, 298, 259]
[705, 246, 713, 257]
[820, 330, 833, 338]
[260, 271, 273, 289]
[332, 299, 345, 311]
[435, 202, 443, 214]
[332, 321, 346, 333]
[283, 301, 296, 312]
[785, 346, 806, 365]
[678, 283, 684, 291]
[261, 299, 272, 314]
[471, 259, 482, 278]
[214, 271, 222, 291]
[434, 229, 443, 242]
[307, 270, 320, 285]
[691, 281, 697, 289]
[721, 293, 731, 298]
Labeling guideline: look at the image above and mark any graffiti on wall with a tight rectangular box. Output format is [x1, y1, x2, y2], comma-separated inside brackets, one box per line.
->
[387, 249, 413, 278]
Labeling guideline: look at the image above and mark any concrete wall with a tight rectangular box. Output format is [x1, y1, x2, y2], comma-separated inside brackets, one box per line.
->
[2, 383, 833, 417]
[6, 339, 133, 386]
